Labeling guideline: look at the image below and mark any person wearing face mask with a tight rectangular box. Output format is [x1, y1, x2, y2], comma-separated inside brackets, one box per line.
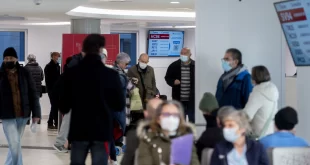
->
[210, 107, 269, 165]
[165, 47, 195, 123]
[243, 65, 279, 139]
[216, 48, 253, 110]
[128, 53, 157, 109]
[44, 52, 61, 130]
[0, 47, 41, 165]
[137, 100, 199, 165]
[58, 34, 125, 164]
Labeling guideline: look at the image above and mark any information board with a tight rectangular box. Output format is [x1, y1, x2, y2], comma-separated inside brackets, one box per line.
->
[147, 31, 184, 57]
[275, 0, 310, 66]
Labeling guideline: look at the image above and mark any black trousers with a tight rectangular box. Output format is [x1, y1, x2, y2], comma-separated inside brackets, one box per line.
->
[181, 101, 195, 123]
[48, 91, 58, 126]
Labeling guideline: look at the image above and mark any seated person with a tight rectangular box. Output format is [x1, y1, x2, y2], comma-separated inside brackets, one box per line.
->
[196, 92, 224, 161]
[137, 100, 199, 165]
[211, 107, 269, 165]
[260, 106, 309, 149]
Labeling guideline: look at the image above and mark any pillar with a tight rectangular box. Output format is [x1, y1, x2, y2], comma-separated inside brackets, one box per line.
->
[101, 24, 111, 34]
[71, 18, 101, 34]
[195, 0, 285, 135]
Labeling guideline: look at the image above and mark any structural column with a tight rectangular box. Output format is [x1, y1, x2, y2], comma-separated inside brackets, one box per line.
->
[71, 18, 101, 34]
[195, 0, 285, 135]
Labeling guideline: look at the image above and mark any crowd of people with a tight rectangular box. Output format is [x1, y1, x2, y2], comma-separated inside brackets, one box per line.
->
[0, 33, 309, 165]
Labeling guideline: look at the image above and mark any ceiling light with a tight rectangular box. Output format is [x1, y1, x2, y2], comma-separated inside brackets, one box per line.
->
[21, 22, 71, 26]
[170, 1, 180, 4]
[69, 6, 195, 18]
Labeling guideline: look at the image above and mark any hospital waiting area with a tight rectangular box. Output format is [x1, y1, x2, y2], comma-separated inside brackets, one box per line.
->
[1, 0, 310, 165]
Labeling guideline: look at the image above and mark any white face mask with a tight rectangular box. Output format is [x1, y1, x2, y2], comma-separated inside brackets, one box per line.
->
[160, 116, 180, 135]
[139, 62, 147, 69]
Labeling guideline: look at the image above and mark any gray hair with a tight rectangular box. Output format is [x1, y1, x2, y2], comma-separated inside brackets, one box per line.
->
[221, 106, 252, 133]
[27, 54, 36, 62]
[116, 52, 131, 64]
[217, 106, 236, 122]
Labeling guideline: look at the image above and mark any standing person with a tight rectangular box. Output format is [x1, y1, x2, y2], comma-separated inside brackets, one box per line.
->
[210, 107, 269, 165]
[0, 47, 41, 165]
[243, 65, 279, 139]
[165, 47, 195, 123]
[25, 54, 44, 125]
[44, 52, 61, 130]
[216, 48, 253, 109]
[58, 34, 125, 165]
[128, 53, 157, 109]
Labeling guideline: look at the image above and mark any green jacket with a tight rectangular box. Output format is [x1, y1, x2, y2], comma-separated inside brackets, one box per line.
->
[127, 65, 157, 104]
[136, 121, 200, 165]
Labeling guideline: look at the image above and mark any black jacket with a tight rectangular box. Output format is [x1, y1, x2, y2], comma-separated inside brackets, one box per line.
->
[44, 60, 60, 91]
[211, 138, 269, 165]
[0, 64, 41, 119]
[25, 62, 44, 96]
[165, 59, 195, 103]
[58, 54, 126, 142]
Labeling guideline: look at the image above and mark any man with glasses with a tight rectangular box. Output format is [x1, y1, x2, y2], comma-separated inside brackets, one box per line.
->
[128, 53, 157, 109]
[215, 48, 253, 109]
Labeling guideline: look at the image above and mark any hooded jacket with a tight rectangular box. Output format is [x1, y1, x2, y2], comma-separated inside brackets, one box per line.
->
[25, 62, 44, 96]
[136, 121, 199, 165]
[243, 81, 279, 137]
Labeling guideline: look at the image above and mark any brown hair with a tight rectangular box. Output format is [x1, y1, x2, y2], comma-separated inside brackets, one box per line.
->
[150, 100, 188, 134]
[50, 52, 60, 58]
[251, 65, 271, 84]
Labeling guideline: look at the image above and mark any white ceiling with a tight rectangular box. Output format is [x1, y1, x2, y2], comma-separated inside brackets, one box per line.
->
[0, 0, 195, 26]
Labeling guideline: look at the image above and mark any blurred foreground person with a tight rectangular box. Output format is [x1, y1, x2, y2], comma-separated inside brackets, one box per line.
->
[211, 107, 269, 165]
[137, 100, 199, 165]
[59, 34, 125, 165]
[121, 98, 163, 165]
[0, 47, 41, 165]
[260, 107, 308, 149]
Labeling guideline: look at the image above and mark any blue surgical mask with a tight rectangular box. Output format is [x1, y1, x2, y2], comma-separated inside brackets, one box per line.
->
[180, 55, 189, 62]
[223, 127, 240, 143]
[57, 58, 61, 64]
[221, 60, 232, 72]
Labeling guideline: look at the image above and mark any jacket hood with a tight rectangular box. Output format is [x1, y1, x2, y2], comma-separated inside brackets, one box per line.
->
[136, 120, 197, 139]
[253, 81, 279, 102]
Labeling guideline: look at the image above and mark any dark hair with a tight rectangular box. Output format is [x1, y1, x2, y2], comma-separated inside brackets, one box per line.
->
[50, 52, 60, 58]
[226, 48, 242, 65]
[65, 56, 73, 65]
[251, 65, 271, 84]
[82, 34, 106, 54]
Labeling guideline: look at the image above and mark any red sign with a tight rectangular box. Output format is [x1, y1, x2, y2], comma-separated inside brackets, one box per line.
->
[277, 8, 307, 23]
[149, 34, 170, 39]
[62, 34, 120, 67]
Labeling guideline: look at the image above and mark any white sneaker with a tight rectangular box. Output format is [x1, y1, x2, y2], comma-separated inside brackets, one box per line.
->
[109, 160, 118, 165]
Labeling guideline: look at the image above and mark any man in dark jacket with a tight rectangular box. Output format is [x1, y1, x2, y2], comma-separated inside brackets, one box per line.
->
[58, 34, 125, 165]
[121, 98, 163, 165]
[165, 47, 195, 122]
[0, 47, 41, 165]
[44, 52, 61, 130]
[216, 48, 253, 109]
[25, 54, 44, 97]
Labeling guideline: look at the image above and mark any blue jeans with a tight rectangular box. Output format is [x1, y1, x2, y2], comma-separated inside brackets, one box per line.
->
[2, 117, 29, 165]
[113, 110, 126, 143]
[70, 141, 109, 165]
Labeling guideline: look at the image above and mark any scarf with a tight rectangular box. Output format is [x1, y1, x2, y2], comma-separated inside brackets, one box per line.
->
[220, 64, 245, 91]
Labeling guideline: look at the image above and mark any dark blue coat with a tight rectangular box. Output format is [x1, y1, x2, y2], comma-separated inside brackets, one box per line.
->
[215, 70, 253, 109]
[210, 138, 269, 165]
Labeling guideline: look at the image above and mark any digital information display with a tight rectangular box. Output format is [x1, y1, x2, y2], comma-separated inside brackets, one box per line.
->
[147, 31, 184, 57]
[275, 0, 310, 66]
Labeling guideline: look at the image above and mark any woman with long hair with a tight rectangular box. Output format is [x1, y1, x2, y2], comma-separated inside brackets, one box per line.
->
[136, 100, 199, 165]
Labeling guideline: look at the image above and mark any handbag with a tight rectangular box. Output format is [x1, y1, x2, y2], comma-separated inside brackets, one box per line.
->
[130, 88, 143, 111]
[248, 102, 276, 140]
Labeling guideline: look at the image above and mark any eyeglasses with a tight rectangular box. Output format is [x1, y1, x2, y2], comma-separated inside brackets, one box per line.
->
[161, 112, 180, 117]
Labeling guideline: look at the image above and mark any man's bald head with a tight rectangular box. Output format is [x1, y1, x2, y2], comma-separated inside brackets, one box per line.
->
[181, 47, 191, 56]
[139, 53, 149, 64]
[144, 98, 163, 119]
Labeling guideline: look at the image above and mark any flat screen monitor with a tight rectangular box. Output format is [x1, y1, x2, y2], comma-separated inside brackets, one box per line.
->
[147, 30, 184, 57]
[275, 0, 310, 66]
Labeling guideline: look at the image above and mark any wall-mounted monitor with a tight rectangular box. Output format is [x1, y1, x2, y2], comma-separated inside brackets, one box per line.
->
[147, 30, 184, 57]
[274, 0, 310, 66]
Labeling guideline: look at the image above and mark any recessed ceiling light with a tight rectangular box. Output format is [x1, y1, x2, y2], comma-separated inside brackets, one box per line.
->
[170, 1, 180, 4]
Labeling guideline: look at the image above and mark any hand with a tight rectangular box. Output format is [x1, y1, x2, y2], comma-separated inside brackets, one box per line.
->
[174, 79, 181, 85]
[132, 77, 139, 85]
[32, 117, 40, 123]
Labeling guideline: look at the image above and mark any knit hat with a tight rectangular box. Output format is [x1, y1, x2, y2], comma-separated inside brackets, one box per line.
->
[3, 47, 18, 59]
[275, 106, 298, 130]
[199, 92, 219, 113]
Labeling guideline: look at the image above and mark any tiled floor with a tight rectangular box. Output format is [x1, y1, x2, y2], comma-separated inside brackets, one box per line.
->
[0, 119, 121, 165]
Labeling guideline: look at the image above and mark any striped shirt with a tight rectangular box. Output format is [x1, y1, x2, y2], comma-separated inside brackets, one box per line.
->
[180, 62, 191, 101]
